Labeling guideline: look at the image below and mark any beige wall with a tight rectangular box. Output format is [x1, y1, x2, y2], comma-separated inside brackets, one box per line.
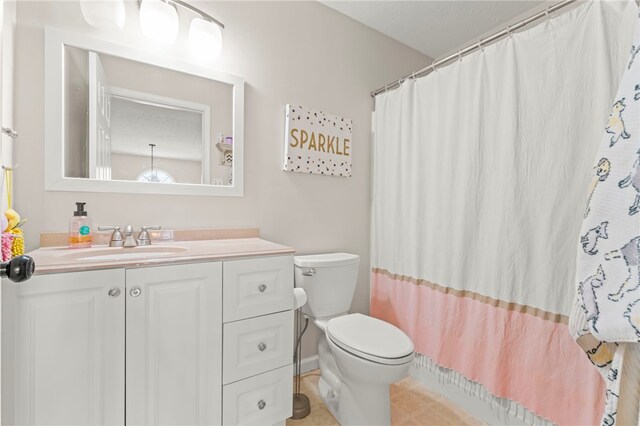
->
[13, 1, 428, 359]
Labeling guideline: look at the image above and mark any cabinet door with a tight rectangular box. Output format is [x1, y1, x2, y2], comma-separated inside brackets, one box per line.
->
[126, 262, 222, 426]
[2, 269, 125, 425]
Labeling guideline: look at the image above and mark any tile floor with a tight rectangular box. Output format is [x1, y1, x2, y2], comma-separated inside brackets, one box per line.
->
[287, 370, 484, 426]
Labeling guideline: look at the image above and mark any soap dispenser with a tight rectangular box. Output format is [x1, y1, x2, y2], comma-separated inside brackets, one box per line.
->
[69, 202, 93, 248]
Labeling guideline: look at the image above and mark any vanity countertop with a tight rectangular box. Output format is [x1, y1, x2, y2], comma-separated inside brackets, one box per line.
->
[28, 237, 295, 275]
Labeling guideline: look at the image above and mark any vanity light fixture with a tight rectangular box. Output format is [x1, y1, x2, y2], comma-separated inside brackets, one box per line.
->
[139, 0, 179, 44]
[80, 0, 126, 30]
[137, 0, 225, 59]
[189, 17, 223, 61]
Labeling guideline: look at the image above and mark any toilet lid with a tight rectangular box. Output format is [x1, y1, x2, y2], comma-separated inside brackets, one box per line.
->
[327, 314, 414, 364]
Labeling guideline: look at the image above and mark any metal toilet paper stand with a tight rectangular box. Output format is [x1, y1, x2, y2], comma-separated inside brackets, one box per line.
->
[291, 288, 310, 420]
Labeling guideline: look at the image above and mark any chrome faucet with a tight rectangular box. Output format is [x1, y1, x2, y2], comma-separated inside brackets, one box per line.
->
[137, 226, 161, 246]
[99, 225, 162, 247]
[123, 225, 138, 248]
[98, 226, 124, 247]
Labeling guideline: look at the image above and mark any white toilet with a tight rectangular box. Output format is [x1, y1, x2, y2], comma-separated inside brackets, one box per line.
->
[294, 253, 415, 426]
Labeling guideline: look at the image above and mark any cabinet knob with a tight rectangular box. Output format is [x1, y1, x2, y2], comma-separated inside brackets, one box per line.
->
[257, 399, 266, 410]
[108, 287, 121, 298]
[258, 342, 267, 352]
[130, 287, 141, 298]
[2, 127, 17, 139]
[258, 283, 267, 293]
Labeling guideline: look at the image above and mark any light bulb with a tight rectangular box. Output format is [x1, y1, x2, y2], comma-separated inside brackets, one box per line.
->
[189, 18, 223, 61]
[139, 0, 179, 44]
[80, 0, 126, 30]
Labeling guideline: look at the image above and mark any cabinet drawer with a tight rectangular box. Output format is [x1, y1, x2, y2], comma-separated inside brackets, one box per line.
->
[222, 364, 293, 426]
[223, 256, 293, 322]
[223, 310, 293, 384]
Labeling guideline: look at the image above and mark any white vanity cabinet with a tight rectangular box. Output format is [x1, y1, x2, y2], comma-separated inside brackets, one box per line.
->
[2, 253, 294, 426]
[221, 256, 294, 426]
[125, 262, 223, 426]
[1, 269, 125, 426]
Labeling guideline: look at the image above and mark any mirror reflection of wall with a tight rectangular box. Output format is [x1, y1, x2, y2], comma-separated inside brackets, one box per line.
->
[63, 46, 234, 186]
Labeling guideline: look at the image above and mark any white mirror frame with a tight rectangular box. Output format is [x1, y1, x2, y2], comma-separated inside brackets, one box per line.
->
[44, 27, 244, 197]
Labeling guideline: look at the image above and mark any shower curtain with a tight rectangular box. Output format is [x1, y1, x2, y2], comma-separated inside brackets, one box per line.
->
[371, 1, 637, 425]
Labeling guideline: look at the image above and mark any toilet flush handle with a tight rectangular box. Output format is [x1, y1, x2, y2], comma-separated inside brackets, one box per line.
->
[301, 268, 316, 277]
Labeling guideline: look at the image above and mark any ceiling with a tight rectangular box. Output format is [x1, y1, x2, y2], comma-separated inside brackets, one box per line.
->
[320, 1, 545, 59]
[110, 97, 204, 162]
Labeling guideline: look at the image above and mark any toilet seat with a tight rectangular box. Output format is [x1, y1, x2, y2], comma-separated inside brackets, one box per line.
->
[327, 313, 414, 365]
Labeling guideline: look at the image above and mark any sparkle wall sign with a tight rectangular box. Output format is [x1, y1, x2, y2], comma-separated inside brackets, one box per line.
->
[283, 104, 352, 177]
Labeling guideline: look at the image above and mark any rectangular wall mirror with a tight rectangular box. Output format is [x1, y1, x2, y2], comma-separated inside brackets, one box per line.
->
[45, 28, 244, 196]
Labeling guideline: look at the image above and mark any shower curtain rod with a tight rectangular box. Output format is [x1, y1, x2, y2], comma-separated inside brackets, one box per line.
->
[371, 0, 577, 98]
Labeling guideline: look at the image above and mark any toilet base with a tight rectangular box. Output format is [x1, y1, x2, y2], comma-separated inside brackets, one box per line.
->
[314, 322, 409, 426]
[317, 375, 340, 421]
[326, 331, 412, 426]
[318, 371, 394, 426]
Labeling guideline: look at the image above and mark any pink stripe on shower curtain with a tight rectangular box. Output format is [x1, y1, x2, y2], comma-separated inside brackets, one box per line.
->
[371, 270, 605, 426]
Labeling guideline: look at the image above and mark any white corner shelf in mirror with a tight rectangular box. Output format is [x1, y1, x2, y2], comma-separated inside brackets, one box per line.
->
[44, 27, 244, 196]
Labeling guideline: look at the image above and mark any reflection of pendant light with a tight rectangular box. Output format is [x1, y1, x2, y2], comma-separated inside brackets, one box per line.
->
[137, 143, 175, 183]
[139, 0, 179, 44]
[149, 143, 157, 182]
[149, 143, 158, 182]
[80, 0, 126, 30]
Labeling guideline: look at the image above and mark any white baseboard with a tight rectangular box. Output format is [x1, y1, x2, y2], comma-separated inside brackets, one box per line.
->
[296, 355, 319, 375]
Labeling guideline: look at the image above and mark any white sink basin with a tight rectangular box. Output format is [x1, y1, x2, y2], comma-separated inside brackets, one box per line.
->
[59, 246, 188, 262]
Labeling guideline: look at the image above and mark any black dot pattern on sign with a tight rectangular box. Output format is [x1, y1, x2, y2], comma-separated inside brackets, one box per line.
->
[286, 106, 352, 178]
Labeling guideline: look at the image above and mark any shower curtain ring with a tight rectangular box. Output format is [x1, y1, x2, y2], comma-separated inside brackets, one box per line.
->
[458, 49, 462, 62]
[478, 40, 484, 52]
[507, 25, 513, 38]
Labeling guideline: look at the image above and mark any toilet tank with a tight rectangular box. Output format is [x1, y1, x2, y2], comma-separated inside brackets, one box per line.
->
[294, 253, 360, 318]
